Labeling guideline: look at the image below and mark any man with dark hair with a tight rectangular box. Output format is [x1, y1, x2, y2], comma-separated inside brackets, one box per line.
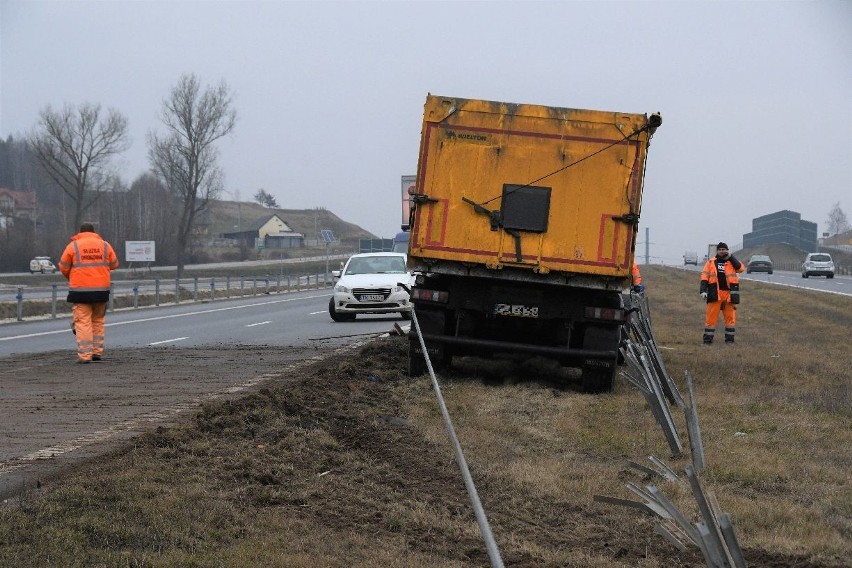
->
[58, 223, 119, 363]
[699, 242, 744, 345]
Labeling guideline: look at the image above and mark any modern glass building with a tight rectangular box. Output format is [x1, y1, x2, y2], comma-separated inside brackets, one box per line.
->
[742, 210, 817, 252]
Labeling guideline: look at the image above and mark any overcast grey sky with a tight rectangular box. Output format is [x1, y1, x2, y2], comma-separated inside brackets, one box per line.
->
[1, 0, 850, 264]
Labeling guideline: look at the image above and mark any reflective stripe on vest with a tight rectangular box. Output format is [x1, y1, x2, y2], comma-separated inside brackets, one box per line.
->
[71, 240, 113, 268]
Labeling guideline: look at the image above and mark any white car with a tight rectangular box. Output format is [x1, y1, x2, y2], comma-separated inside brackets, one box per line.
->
[29, 256, 57, 274]
[328, 252, 414, 322]
[801, 253, 834, 279]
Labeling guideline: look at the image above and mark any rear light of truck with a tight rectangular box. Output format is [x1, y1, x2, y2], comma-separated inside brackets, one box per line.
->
[585, 307, 628, 322]
[412, 288, 450, 303]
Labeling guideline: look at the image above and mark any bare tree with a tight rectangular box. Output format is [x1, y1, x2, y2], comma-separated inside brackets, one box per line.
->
[826, 202, 850, 236]
[148, 74, 237, 277]
[28, 103, 129, 230]
[253, 188, 279, 208]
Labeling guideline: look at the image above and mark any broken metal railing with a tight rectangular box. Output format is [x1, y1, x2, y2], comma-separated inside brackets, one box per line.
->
[601, 292, 746, 567]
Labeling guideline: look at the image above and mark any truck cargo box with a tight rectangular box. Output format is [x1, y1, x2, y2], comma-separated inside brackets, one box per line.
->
[409, 95, 659, 287]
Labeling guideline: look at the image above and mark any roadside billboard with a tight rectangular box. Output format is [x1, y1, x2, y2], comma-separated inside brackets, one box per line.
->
[401, 174, 415, 230]
[125, 241, 156, 262]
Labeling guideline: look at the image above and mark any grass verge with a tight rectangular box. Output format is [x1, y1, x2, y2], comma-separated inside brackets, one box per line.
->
[0, 266, 848, 567]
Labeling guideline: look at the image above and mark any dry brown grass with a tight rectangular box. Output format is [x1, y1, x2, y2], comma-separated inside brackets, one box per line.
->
[0, 266, 848, 567]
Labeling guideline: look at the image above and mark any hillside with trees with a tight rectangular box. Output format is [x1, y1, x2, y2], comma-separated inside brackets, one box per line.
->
[0, 73, 378, 273]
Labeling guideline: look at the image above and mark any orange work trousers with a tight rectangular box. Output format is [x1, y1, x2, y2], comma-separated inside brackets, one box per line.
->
[703, 289, 737, 343]
[72, 302, 107, 362]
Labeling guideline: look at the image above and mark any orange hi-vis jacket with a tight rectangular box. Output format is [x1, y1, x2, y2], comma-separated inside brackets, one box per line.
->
[631, 263, 642, 286]
[699, 255, 744, 303]
[59, 231, 119, 304]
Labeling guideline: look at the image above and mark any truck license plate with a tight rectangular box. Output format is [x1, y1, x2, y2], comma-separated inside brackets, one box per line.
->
[493, 303, 539, 318]
[359, 294, 384, 302]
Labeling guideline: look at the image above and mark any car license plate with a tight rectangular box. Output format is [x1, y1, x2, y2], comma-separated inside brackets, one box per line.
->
[358, 294, 384, 302]
[493, 303, 539, 318]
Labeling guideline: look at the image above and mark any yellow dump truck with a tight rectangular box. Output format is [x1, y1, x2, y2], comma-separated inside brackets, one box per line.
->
[407, 95, 661, 391]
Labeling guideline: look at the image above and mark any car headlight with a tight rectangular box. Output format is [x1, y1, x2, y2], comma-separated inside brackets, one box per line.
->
[335, 284, 350, 293]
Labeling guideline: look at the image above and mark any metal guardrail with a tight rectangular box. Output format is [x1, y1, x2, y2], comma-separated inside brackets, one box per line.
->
[1, 273, 334, 322]
[593, 292, 747, 567]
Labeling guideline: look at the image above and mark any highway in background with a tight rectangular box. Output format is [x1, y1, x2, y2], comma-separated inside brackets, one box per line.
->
[675, 265, 852, 296]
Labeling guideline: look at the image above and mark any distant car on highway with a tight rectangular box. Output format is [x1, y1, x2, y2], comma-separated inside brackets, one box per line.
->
[328, 252, 413, 322]
[801, 253, 834, 279]
[29, 256, 57, 274]
[746, 255, 773, 274]
[683, 251, 699, 266]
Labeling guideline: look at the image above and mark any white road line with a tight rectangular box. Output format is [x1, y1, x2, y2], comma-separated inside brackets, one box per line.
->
[246, 321, 271, 327]
[309, 310, 326, 315]
[148, 337, 188, 345]
[739, 276, 852, 296]
[0, 293, 328, 342]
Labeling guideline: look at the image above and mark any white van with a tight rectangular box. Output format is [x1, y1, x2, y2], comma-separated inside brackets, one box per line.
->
[29, 256, 57, 274]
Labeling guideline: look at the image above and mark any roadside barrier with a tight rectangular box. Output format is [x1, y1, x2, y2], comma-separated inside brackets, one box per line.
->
[593, 292, 746, 567]
[1, 273, 333, 322]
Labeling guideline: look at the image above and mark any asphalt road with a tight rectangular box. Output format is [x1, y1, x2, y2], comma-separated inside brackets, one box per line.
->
[677, 266, 852, 296]
[0, 289, 405, 358]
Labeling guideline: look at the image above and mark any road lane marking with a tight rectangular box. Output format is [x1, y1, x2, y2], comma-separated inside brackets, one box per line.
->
[246, 321, 271, 327]
[148, 337, 188, 345]
[309, 311, 326, 315]
[0, 293, 328, 342]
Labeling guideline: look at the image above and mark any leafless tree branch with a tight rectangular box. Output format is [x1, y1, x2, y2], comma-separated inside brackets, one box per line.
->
[148, 73, 237, 277]
[28, 102, 129, 230]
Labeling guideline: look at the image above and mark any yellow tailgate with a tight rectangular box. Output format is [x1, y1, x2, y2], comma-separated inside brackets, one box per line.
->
[410, 95, 656, 278]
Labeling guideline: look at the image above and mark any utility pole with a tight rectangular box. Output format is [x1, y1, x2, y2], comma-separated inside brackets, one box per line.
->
[645, 227, 650, 265]
[636, 227, 653, 264]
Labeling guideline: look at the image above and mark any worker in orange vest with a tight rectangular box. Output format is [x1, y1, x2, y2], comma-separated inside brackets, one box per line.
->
[58, 223, 119, 363]
[631, 263, 644, 293]
[699, 242, 744, 345]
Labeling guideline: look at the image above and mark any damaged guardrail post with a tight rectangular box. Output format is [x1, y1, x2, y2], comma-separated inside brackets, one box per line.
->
[685, 371, 706, 472]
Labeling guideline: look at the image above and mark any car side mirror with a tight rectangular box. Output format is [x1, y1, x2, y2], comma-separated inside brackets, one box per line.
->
[331, 270, 341, 279]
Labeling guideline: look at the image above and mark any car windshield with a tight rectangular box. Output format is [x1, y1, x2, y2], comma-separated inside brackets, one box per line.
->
[808, 254, 831, 262]
[345, 256, 407, 275]
[750, 256, 771, 262]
